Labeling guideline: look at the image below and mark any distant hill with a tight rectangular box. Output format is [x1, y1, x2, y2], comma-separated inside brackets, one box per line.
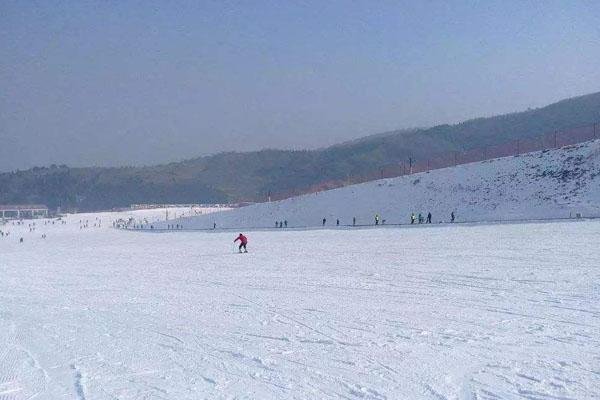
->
[1, 91, 599, 211]
[157, 139, 600, 229]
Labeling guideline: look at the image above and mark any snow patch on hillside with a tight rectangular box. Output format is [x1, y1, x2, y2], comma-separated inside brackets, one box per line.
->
[160, 140, 600, 229]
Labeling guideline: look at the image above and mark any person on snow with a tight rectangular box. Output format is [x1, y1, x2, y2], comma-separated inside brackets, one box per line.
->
[375, 214, 380, 225]
[322, 218, 326, 226]
[353, 217, 356, 226]
[451, 212, 455, 223]
[284, 220, 288, 228]
[234, 233, 248, 253]
[427, 212, 432, 224]
[411, 213, 416, 224]
[418, 213, 423, 224]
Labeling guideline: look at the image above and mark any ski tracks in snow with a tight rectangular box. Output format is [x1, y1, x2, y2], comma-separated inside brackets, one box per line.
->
[2, 215, 600, 398]
[70, 364, 86, 400]
[0, 323, 48, 400]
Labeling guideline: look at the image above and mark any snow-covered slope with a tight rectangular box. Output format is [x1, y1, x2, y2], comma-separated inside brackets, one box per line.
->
[158, 140, 600, 230]
[1, 213, 599, 399]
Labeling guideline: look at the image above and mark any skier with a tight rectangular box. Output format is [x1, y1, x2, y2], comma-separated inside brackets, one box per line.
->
[213, 222, 217, 229]
[234, 233, 248, 253]
[411, 213, 416, 224]
[353, 217, 356, 226]
[451, 212, 455, 223]
[322, 218, 326, 226]
[284, 220, 288, 228]
[427, 212, 432, 224]
[375, 214, 380, 225]
[418, 213, 423, 224]
[336, 219, 340, 226]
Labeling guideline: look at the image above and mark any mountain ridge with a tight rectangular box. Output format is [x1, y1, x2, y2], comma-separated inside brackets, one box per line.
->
[1, 91, 599, 211]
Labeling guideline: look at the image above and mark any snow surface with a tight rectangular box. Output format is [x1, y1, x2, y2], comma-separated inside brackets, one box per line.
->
[157, 140, 600, 230]
[1, 212, 599, 399]
[105, 206, 231, 226]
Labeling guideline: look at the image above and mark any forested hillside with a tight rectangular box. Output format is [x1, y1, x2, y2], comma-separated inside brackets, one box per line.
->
[2, 92, 599, 211]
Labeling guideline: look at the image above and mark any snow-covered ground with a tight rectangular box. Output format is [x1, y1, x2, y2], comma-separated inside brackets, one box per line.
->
[158, 140, 600, 230]
[97, 206, 230, 226]
[0, 206, 228, 229]
[1, 212, 599, 399]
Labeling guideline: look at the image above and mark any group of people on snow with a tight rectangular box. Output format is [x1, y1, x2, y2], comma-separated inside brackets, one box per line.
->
[410, 212, 431, 224]
[318, 212, 456, 227]
[233, 210, 456, 254]
[2, 216, 67, 243]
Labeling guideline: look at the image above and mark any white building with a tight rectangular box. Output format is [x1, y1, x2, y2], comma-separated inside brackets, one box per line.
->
[0, 204, 49, 220]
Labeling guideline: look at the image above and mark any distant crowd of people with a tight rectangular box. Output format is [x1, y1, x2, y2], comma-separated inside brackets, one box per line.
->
[124, 211, 458, 231]
[78, 217, 103, 229]
[201, 212, 459, 231]
[0, 216, 67, 243]
[315, 212, 456, 228]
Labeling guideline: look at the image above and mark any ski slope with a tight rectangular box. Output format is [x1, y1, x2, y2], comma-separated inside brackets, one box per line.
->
[1, 212, 599, 399]
[158, 140, 600, 230]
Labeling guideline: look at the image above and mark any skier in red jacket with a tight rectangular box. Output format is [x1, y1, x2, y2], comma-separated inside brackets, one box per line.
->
[234, 233, 248, 253]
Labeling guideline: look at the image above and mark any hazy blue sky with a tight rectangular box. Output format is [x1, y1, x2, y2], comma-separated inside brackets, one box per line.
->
[1, 0, 599, 170]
